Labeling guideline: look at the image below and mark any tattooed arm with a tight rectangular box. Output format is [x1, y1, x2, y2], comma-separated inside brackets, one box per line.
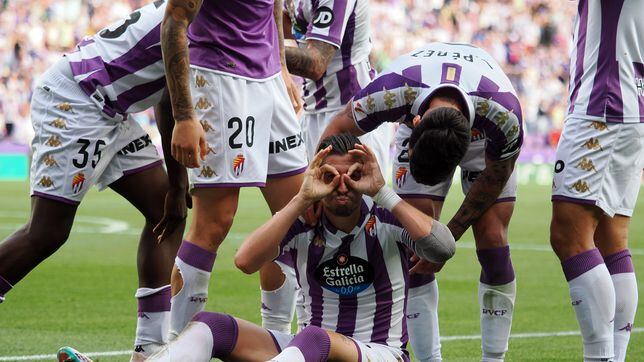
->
[275, 0, 302, 112]
[161, 0, 207, 168]
[447, 153, 518, 241]
[286, 40, 336, 80]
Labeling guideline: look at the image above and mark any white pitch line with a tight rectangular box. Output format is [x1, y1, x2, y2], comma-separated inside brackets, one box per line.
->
[2, 328, 643, 361]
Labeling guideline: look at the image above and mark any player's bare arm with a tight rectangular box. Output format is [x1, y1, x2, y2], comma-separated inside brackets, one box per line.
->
[161, 0, 207, 168]
[275, 0, 303, 113]
[447, 153, 518, 240]
[286, 40, 336, 80]
[235, 146, 337, 273]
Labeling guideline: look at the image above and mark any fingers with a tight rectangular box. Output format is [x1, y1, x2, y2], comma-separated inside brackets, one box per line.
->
[199, 137, 208, 162]
[153, 217, 167, 243]
[409, 253, 420, 263]
[310, 145, 332, 168]
[342, 173, 358, 190]
[319, 164, 339, 179]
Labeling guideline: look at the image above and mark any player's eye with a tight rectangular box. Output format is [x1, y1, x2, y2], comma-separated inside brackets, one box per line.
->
[350, 171, 362, 181]
[323, 172, 335, 184]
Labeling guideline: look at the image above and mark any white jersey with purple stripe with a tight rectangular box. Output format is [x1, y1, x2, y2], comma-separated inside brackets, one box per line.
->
[65, 0, 167, 122]
[567, 0, 644, 123]
[289, 0, 374, 112]
[352, 42, 524, 161]
[278, 197, 414, 350]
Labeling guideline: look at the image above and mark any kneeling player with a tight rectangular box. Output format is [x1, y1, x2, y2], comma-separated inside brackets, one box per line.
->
[58, 133, 461, 362]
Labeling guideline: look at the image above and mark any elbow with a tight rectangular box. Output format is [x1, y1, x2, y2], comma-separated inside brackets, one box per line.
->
[233, 254, 257, 275]
[420, 220, 456, 263]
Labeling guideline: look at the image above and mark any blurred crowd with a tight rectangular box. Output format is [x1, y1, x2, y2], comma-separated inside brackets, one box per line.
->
[0, 0, 575, 163]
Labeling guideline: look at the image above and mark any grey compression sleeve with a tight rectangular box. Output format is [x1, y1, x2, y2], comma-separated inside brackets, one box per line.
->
[403, 220, 456, 263]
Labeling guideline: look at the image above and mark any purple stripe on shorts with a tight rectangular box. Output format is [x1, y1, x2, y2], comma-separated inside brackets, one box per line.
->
[604, 249, 635, 275]
[177, 240, 216, 272]
[402, 65, 422, 80]
[551, 195, 597, 206]
[568, 0, 589, 114]
[561, 248, 604, 282]
[409, 272, 436, 288]
[476, 75, 500, 93]
[440, 63, 462, 85]
[350, 338, 362, 362]
[399, 193, 446, 201]
[192, 312, 238, 358]
[477, 245, 515, 285]
[138, 285, 171, 313]
[306, 239, 326, 326]
[0, 275, 13, 296]
[122, 159, 163, 176]
[267, 166, 307, 179]
[32, 191, 80, 206]
[192, 182, 266, 189]
[365, 231, 393, 344]
[586, 0, 626, 119]
[396, 243, 410, 348]
[634, 62, 644, 119]
[495, 197, 516, 203]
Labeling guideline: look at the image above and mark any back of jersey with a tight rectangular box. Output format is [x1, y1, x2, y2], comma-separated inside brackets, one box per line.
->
[65, 0, 167, 121]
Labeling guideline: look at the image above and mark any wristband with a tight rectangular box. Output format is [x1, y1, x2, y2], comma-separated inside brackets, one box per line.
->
[372, 185, 402, 210]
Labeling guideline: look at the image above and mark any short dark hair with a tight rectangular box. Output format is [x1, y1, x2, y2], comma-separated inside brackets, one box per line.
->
[317, 133, 362, 155]
[409, 107, 470, 186]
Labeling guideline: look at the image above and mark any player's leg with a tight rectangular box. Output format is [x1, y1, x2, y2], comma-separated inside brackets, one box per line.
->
[595, 215, 637, 362]
[269, 326, 358, 362]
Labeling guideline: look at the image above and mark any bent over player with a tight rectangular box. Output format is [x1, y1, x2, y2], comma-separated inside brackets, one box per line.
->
[0, 1, 187, 360]
[550, 1, 643, 361]
[58, 133, 458, 362]
[322, 42, 524, 361]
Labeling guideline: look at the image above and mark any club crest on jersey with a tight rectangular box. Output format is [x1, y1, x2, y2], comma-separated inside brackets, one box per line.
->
[45, 135, 62, 147]
[232, 154, 245, 176]
[395, 166, 408, 188]
[37, 176, 54, 188]
[471, 128, 484, 142]
[49, 118, 68, 130]
[365, 215, 377, 237]
[199, 165, 217, 178]
[71, 172, 86, 194]
[314, 254, 374, 296]
[476, 100, 490, 116]
[383, 88, 397, 110]
[582, 137, 603, 151]
[576, 158, 597, 172]
[403, 84, 418, 105]
[570, 180, 590, 193]
[43, 154, 58, 167]
[194, 97, 212, 110]
[588, 121, 608, 131]
[354, 101, 365, 115]
[56, 103, 73, 112]
[195, 75, 209, 88]
[200, 120, 214, 132]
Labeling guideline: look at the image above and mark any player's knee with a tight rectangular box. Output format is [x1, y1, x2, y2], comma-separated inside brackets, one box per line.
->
[475, 225, 507, 249]
[550, 215, 572, 258]
[192, 312, 239, 358]
[295, 325, 331, 346]
[23, 225, 70, 258]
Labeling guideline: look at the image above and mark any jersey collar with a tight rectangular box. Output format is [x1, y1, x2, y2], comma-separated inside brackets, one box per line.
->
[411, 84, 475, 128]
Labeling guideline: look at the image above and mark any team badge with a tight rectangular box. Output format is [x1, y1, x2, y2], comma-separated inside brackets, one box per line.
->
[570, 180, 590, 193]
[194, 97, 212, 110]
[582, 137, 603, 151]
[199, 165, 217, 178]
[471, 128, 484, 142]
[365, 215, 376, 237]
[45, 135, 62, 147]
[232, 154, 245, 176]
[383, 88, 396, 110]
[56, 103, 73, 112]
[395, 166, 408, 188]
[354, 101, 365, 115]
[43, 154, 58, 167]
[576, 158, 597, 172]
[588, 121, 608, 131]
[200, 120, 214, 132]
[403, 83, 418, 105]
[49, 118, 68, 130]
[366, 95, 376, 111]
[476, 100, 490, 116]
[37, 176, 54, 188]
[71, 172, 85, 194]
[195, 75, 209, 88]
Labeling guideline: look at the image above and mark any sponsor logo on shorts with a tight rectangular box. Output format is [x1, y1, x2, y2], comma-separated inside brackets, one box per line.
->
[312, 6, 334, 28]
[194, 97, 212, 110]
[619, 323, 633, 332]
[205, 144, 216, 156]
[71, 172, 85, 194]
[404, 84, 418, 105]
[117, 134, 153, 155]
[195, 75, 209, 88]
[383, 88, 397, 110]
[269, 133, 304, 154]
[43, 154, 58, 167]
[49, 118, 68, 130]
[554, 160, 565, 173]
[315, 254, 374, 296]
[56, 102, 73, 112]
[232, 154, 245, 176]
[45, 135, 62, 147]
[576, 157, 597, 172]
[582, 137, 603, 151]
[199, 165, 217, 178]
[572, 299, 582, 306]
[406, 312, 421, 319]
[588, 121, 608, 131]
[635, 76, 643, 96]
[471, 128, 484, 142]
[37, 176, 54, 188]
[200, 120, 214, 132]
[395, 166, 408, 188]
[482, 308, 508, 316]
[506, 124, 519, 138]
[570, 180, 590, 193]
[476, 100, 490, 116]
[366, 95, 376, 111]
[365, 215, 376, 237]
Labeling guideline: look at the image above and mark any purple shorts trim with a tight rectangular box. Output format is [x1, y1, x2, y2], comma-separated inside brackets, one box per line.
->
[138, 285, 171, 313]
[267, 330, 283, 353]
[398, 193, 446, 201]
[350, 338, 362, 362]
[551, 195, 597, 206]
[122, 159, 163, 176]
[495, 197, 516, 203]
[267, 166, 307, 179]
[32, 192, 80, 206]
[192, 182, 266, 189]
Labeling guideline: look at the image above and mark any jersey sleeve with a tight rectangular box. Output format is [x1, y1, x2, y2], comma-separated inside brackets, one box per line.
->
[305, 0, 356, 47]
[351, 73, 427, 133]
[276, 218, 310, 258]
[470, 91, 524, 161]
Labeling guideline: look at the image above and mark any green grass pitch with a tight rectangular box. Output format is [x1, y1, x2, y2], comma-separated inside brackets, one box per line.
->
[0, 181, 642, 361]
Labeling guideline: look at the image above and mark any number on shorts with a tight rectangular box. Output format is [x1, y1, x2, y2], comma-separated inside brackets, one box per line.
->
[99, 11, 142, 39]
[73, 138, 105, 169]
[397, 138, 410, 163]
[227, 116, 255, 149]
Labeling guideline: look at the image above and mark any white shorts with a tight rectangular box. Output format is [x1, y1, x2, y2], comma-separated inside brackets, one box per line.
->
[188, 68, 307, 188]
[30, 59, 161, 205]
[301, 110, 392, 172]
[269, 329, 409, 362]
[392, 124, 518, 202]
[552, 117, 643, 217]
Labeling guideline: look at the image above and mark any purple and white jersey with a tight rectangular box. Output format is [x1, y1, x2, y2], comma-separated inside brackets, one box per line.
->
[278, 197, 417, 350]
[65, 0, 166, 122]
[188, 0, 280, 81]
[567, 0, 644, 123]
[352, 42, 523, 161]
[288, 0, 374, 112]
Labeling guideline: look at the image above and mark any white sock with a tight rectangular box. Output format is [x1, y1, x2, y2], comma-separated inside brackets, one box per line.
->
[269, 347, 306, 362]
[568, 264, 615, 361]
[169, 257, 212, 340]
[148, 321, 213, 362]
[134, 285, 171, 347]
[407, 281, 442, 362]
[261, 264, 298, 334]
[612, 272, 637, 362]
[479, 280, 516, 362]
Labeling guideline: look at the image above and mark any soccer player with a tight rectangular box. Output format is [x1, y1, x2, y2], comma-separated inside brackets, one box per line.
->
[550, 1, 642, 361]
[57, 133, 460, 362]
[321, 42, 524, 361]
[0, 1, 188, 360]
[160, 0, 309, 338]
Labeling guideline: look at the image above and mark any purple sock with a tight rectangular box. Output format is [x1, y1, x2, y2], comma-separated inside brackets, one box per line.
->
[477, 245, 515, 285]
[0, 275, 12, 300]
[604, 249, 635, 275]
[287, 325, 331, 362]
[138, 285, 171, 315]
[177, 240, 217, 272]
[192, 312, 239, 358]
[561, 248, 604, 281]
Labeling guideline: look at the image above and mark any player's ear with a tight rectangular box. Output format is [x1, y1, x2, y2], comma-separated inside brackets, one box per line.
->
[412, 115, 421, 127]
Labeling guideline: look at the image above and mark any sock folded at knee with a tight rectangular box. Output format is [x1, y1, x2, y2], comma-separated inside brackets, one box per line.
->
[270, 325, 331, 362]
[261, 264, 298, 334]
[0, 275, 12, 302]
[135, 285, 171, 347]
[407, 280, 442, 362]
[604, 249, 638, 362]
[169, 240, 216, 340]
[562, 248, 615, 361]
[192, 312, 239, 358]
[477, 246, 516, 361]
